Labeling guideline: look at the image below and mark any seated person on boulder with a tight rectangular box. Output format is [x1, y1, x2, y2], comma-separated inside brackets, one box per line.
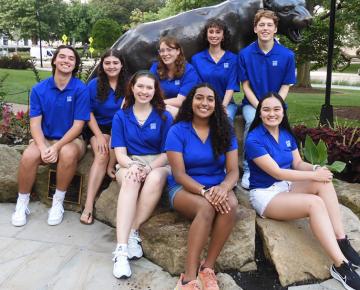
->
[11, 45, 90, 227]
[166, 83, 239, 290]
[245, 92, 360, 290]
[238, 9, 296, 190]
[111, 71, 173, 279]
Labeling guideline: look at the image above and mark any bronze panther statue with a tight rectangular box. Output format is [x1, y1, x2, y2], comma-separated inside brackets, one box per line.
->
[100, 0, 312, 75]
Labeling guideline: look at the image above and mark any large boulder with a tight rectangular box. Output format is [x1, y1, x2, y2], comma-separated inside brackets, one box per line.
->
[334, 179, 360, 219]
[0, 145, 21, 202]
[140, 205, 256, 275]
[257, 205, 360, 286]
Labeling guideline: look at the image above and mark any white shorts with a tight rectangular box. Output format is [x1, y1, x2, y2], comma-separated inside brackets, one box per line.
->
[249, 181, 292, 217]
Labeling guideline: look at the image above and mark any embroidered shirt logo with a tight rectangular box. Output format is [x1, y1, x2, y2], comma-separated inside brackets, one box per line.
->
[150, 123, 157, 130]
[174, 80, 180, 86]
[66, 96, 72, 102]
[272, 60, 278, 67]
[224, 62, 229, 68]
[286, 140, 291, 147]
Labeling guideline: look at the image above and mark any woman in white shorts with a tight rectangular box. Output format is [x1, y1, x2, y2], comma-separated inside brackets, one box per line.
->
[245, 92, 360, 290]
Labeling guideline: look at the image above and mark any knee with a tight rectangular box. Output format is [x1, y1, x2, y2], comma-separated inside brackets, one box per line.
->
[308, 196, 326, 213]
[196, 201, 216, 222]
[93, 151, 109, 165]
[228, 195, 239, 214]
[146, 170, 165, 187]
[58, 146, 79, 165]
[21, 147, 41, 166]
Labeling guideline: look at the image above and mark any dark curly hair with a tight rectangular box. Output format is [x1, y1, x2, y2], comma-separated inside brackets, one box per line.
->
[97, 49, 127, 102]
[175, 83, 233, 158]
[123, 71, 167, 120]
[51, 45, 80, 77]
[249, 92, 295, 139]
[201, 18, 231, 50]
[157, 36, 186, 80]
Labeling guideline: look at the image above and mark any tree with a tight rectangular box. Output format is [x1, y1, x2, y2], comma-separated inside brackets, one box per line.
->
[91, 19, 122, 51]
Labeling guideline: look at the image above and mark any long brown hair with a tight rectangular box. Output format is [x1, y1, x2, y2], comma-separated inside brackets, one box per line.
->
[123, 71, 167, 119]
[157, 36, 186, 80]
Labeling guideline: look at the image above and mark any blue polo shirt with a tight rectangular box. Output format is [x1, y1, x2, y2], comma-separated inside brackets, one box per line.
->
[150, 61, 200, 99]
[111, 106, 173, 155]
[245, 124, 298, 189]
[88, 78, 123, 126]
[238, 40, 296, 105]
[191, 50, 239, 102]
[29, 76, 90, 140]
[165, 121, 238, 188]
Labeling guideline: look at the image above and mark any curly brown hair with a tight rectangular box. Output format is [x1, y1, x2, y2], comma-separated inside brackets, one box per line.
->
[157, 36, 186, 80]
[174, 83, 233, 158]
[123, 71, 167, 120]
[97, 49, 127, 102]
[201, 18, 231, 50]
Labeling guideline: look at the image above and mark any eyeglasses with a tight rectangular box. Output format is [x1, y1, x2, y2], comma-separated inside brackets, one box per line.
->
[158, 47, 176, 54]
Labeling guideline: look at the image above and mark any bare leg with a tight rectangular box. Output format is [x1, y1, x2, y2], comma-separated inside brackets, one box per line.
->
[107, 148, 117, 179]
[115, 168, 142, 244]
[18, 142, 43, 193]
[203, 192, 238, 268]
[264, 192, 346, 266]
[173, 190, 216, 282]
[132, 167, 169, 229]
[291, 181, 346, 239]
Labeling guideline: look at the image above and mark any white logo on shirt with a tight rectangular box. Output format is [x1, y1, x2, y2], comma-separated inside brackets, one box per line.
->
[150, 123, 157, 130]
[224, 62, 229, 68]
[272, 60, 278, 66]
[66, 96, 72, 102]
[286, 140, 291, 147]
[174, 80, 180, 86]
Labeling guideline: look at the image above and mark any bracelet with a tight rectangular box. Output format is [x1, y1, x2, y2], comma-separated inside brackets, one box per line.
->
[313, 164, 321, 171]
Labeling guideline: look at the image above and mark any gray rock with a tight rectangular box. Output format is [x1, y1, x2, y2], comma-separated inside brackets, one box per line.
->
[141, 205, 256, 275]
[217, 272, 243, 290]
[0, 145, 21, 202]
[257, 205, 360, 286]
[234, 185, 251, 209]
[334, 179, 360, 218]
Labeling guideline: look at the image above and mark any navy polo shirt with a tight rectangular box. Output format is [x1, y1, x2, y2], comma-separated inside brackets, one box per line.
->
[191, 50, 239, 101]
[238, 40, 296, 105]
[165, 121, 238, 188]
[111, 106, 173, 155]
[88, 78, 123, 126]
[29, 76, 90, 140]
[245, 124, 298, 189]
[150, 61, 200, 99]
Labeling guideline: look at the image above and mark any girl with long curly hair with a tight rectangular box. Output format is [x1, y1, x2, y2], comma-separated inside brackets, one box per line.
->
[111, 71, 173, 279]
[165, 83, 239, 290]
[80, 49, 127, 225]
[150, 36, 200, 117]
[191, 18, 239, 122]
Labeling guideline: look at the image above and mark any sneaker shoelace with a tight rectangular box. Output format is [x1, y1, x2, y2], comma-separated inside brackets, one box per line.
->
[51, 198, 64, 214]
[201, 268, 218, 287]
[112, 248, 128, 262]
[128, 235, 141, 249]
[14, 198, 30, 216]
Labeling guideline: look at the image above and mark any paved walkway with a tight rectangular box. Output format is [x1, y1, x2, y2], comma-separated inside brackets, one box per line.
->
[0, 202, 177, 290]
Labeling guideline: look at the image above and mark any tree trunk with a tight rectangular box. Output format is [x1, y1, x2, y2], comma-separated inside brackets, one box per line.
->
[296, 62, 312, 88]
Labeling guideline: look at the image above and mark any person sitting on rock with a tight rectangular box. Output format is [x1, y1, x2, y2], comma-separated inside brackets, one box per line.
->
[245, 92, 360, 290]
[80, 49, 127, 225]
[150, 36, 200, 117]
[165, 83, 239, 290]
[11, 45, 90, 227]
[111, 71, 173, 279]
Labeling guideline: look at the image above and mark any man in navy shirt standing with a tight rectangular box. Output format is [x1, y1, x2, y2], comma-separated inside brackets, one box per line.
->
[11, 45, 90, 227]
[238, 9, 296, 189]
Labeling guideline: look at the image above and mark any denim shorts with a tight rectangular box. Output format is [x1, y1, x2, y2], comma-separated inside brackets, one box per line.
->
[249, 181, 291, 217]
[167, 184, 183, 209]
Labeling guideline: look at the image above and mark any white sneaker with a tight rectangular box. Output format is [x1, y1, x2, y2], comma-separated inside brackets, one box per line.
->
[47, 198, 64, 226]
[11, 197, 30, 227]
[112, 245, 132, 279]
[128, 230, 143, 260]
[241, 171, 250, 189]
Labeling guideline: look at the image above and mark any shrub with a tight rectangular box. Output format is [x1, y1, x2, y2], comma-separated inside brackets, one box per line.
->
[91, 19, 122, 51]
[0, 55, 32, 69]
[293, 124, 360, 183]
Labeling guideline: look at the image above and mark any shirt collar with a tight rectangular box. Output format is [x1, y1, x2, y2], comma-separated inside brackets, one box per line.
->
[254, 39, 280, 56]
[49, 76, 75, 91]
[204, 49, 230, 64]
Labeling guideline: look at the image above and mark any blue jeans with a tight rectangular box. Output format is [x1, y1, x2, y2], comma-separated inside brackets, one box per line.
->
[226, 103, 238, 122]
[242, 104, 256, 173]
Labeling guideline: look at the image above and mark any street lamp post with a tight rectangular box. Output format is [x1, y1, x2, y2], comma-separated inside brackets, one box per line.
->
[319, 0, 336, 127]
[35, 0, 43, 68]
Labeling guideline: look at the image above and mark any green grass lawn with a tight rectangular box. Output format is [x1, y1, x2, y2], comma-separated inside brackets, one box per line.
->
[1, 68, 359, 128]
[0, 68, 52, 104]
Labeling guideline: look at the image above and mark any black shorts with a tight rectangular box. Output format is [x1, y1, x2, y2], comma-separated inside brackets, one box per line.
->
[82, 124, 112, 143]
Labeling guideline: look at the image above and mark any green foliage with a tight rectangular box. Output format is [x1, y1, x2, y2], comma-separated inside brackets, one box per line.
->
[91, 19, 122, 51]
[303, 135, 346, 172]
